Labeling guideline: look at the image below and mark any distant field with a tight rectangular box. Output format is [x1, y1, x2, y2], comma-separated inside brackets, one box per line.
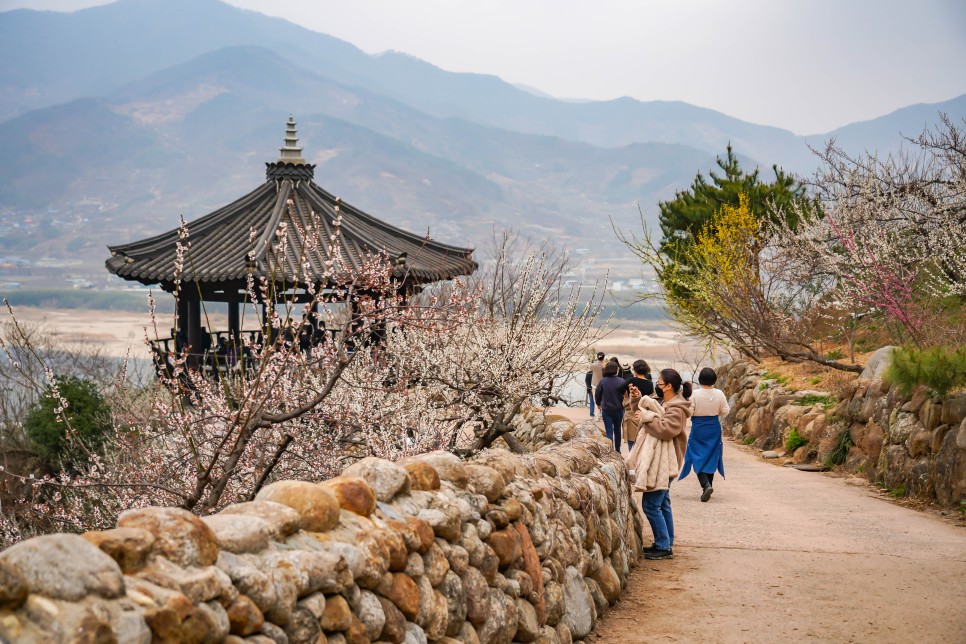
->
[1, 306, 156, 360]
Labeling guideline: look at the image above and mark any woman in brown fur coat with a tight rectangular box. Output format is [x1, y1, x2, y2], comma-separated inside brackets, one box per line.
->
[626, 368, 692, 560]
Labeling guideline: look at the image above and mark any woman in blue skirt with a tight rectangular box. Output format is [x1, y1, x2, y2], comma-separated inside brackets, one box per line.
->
[679, 367, 731, 501]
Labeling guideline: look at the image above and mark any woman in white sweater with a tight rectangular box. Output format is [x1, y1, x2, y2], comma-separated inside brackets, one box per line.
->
[679, 367, 730, 502]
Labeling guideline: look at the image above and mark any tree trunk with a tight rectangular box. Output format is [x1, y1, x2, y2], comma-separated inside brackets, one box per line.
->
[247, 434, 294, 501]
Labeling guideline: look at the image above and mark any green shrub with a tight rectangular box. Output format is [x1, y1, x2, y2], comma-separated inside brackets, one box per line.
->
[798, 394, 834, 408]
[884, 345, 966, 398]
[825, 349, 845, 360]
[889, 485, 907, 499]
[742, 435, 756, 445]
[761, 371, 791, 386]
[808, 376, 823, 385]
[24, 376, 113, 471]
[824, 427, 854, 468]
[785, 428, 807, 452]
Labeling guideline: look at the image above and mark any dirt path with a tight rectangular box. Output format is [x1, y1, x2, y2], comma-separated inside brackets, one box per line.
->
[586, 436, 966, 643]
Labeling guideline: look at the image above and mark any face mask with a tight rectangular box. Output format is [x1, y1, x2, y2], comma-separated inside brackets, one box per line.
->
[655, 384, 664, 400]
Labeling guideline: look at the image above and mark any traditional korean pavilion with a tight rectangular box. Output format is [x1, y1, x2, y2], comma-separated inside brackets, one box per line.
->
[106, 117, 477, 359]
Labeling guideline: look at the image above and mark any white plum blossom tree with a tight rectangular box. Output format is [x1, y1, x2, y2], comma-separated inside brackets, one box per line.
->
[775, 114, 966, 347]
[0, 218, 604, 544]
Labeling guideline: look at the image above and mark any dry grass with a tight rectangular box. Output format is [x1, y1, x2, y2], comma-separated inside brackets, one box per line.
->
[754, 345, 878, 393]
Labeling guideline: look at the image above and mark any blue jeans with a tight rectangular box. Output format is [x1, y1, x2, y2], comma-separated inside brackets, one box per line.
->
[601, 408, 623, 451]
[588, 390, 595, 417]
[641, 489, 674, 549]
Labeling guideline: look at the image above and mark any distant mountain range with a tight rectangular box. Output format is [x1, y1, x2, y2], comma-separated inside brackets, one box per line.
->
[0, 0, 962, 270]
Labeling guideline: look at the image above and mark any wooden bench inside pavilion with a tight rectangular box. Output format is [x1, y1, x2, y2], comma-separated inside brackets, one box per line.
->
[105, 117, 477, 374]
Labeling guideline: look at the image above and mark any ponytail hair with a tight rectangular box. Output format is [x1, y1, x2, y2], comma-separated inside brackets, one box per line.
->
[659, 368, 692, 400]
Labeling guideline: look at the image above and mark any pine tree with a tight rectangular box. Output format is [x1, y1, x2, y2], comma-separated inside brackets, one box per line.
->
[656, 145, 815, 297]
[24, 376, 113, 472]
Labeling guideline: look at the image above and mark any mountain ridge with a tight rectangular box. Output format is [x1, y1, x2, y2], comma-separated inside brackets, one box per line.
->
[0, 44, 728, 264]
[0, 0, 962, 280]
[2, 0, 962, 173]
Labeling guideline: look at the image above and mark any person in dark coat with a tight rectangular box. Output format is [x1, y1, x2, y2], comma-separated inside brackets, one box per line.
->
[608, 356, 625, 379]
[619, 359, 654, 398]
[594, 361, 626, 451]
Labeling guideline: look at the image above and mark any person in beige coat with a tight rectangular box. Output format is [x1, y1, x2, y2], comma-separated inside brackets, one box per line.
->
[622, 385, 642, 451]
[620, 359, 654, 451]
[625, 368, 692, 560]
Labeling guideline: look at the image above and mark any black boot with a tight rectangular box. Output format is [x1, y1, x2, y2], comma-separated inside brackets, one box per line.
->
[644, 548, 673, 560]
[697, 473, 713, 501]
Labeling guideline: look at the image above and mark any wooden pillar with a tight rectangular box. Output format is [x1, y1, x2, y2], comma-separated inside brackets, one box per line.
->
[228, 298, 240, 342]
[186, 294, 201, 368]
[176, 296, 189, 352]
[398, 280, 409, 306]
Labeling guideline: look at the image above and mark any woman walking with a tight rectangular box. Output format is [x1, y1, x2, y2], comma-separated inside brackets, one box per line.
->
[679, 367, 730, 502]
[594, 361, 625, 452]
[626, 368, 692, 560]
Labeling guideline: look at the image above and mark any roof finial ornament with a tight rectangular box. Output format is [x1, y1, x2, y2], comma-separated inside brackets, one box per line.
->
[278, 115, 306, 165]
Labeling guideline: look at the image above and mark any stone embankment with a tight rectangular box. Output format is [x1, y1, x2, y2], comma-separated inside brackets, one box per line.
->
[718, 352, 966, 505]
[0, 408, 642, 643]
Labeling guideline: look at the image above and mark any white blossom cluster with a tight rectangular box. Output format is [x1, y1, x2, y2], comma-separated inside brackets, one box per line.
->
[774, 115, 966, 344]
[0, 217, 604, 541]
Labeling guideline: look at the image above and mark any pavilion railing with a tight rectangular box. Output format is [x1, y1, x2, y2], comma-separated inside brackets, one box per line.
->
[149, 326, 339, 378]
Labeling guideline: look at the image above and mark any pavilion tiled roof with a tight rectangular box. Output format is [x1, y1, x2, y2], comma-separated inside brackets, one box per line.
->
[106, 118, 477, 289]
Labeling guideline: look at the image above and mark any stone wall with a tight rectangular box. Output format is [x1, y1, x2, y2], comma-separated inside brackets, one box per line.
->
[0, 408, 643, 643]
[718, 358, 966, 505]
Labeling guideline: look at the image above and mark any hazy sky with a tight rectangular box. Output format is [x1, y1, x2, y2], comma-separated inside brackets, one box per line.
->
[3, 0, 965, 134]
